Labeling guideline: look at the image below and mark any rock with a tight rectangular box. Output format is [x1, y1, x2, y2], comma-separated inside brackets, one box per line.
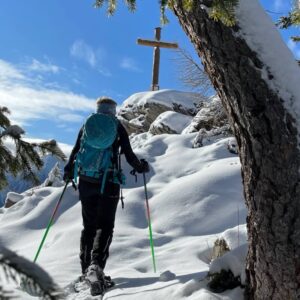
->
[118, 90, 202, 135]
[183, 95, 231, 137]
[159, 270, 176, 282]
[4, 192, 24, 208]
[227, 137, 239, 154]
[192, 125, 232, 148]
[208, 244, 248, 292]
[149, 111, 193, 135]
[208, 269, 242, 293]
[211, 238, 230, 260]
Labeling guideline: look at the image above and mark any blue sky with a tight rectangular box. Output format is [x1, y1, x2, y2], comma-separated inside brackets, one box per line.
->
[0, 0, 298, 145]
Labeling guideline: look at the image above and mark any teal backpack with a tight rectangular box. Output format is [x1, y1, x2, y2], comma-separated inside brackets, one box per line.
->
[74, 113, 120, 193]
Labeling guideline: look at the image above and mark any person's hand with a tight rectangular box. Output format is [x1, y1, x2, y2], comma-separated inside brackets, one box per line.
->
[136, 159, 150, 173]
[63, 163, 74, 182]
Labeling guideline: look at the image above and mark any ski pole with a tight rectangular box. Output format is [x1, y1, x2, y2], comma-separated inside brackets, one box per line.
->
[33, 180, 69, 263]
[142, 172, 157, 273]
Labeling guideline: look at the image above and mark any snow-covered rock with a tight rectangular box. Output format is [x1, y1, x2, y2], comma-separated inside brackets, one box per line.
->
[227, 138, 239, 154]
[118, 89, 203, 134]
[183, 96, 230, 135]
[180, 96, 232, 148]
[4, 192, 24, 208]
[42, 162, 64, 187]
[159, 270, 176, 282]
[149, 111, 193, 135]
[209, 244, 248, 285]
[192, 126, 232, 148]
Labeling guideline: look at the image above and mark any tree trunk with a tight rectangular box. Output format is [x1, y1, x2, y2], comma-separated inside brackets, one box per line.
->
[171, 1, 300, 298]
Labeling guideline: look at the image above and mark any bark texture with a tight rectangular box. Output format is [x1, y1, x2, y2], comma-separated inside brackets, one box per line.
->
[171, 1, 300, 299]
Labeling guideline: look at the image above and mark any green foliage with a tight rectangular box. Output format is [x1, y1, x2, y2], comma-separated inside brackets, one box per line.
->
[160, 0, 169, 25]
[94, 0, 135, 15]
[0, 107, 66, 190]
[292, 36, 300, 42]
[209, 0, 239, 27]
[277, 10, 300, 29]
[94, 0, 239, 27]
[277, 8, 300, 43]
[163, 0, 194, 24]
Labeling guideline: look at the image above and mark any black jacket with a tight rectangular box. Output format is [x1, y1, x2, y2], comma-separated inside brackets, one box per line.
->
[65, 121, 142, 182]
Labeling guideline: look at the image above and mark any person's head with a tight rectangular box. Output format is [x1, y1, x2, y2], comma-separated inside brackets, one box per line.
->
[96, 96, 117, 115]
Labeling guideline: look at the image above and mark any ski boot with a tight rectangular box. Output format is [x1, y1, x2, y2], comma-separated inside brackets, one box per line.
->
[86, 264, 107, 296]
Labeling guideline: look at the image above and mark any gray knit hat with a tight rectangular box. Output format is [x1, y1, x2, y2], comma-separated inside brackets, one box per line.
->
[96, 97, 117, 115]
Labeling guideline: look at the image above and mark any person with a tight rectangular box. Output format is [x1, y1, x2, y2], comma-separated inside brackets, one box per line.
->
[63, 97, 149, 295]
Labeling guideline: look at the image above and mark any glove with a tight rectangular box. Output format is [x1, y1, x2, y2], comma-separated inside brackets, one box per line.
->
[136, 159, 150, 174]
[63, 162, 74, 182]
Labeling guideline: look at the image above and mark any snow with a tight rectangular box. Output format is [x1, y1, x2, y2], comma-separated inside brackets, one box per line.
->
[227, 138, 238, 155]
[1, 125, 25, 137]
[236, 0, 300, 148]
[3, 0, 298, 297]
[122, 89, 202, 111]
[41, 162, 64, 188]
[5, 192, 24, 203]
[209, 244, 248, 284]
[150, 111, 193, 133]
[0, 131, 246, 299]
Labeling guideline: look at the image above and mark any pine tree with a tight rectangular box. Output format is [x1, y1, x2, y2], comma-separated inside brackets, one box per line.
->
[0, 107, 66, 190]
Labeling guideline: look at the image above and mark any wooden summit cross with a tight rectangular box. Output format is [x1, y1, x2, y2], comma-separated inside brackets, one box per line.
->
[137, 27, 178, 91]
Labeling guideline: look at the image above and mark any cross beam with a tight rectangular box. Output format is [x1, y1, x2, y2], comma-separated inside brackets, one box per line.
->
[137, 27, 178, 91]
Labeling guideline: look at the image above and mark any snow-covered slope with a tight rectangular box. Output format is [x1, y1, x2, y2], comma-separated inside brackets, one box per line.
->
[0, 132, 246, 299]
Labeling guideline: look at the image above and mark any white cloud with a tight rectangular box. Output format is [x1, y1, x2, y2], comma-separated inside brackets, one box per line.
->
[120, 57, 141, 72]
[58, 113, 84, 123]
[0, 59, 25, 82]
[28, 59, 61, 74]
[0, 58, 95, 126]
[70, 40, 97, 67]
[287, 40, 300, 59]
[70, 40, 111, 76]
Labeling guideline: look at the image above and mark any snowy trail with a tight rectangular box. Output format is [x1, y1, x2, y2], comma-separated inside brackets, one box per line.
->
[0, 133, 246, 299]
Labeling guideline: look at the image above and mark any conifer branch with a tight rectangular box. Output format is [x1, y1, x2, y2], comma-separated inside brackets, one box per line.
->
[0, 107, 11, 130]
[93, 0, 239, 26]
[209, 0, 239, 27]
[37, 140, 67, 162]
[0, 245, 64, 300]
[125, 0, 136, 12]
[0, 106, 67, 190]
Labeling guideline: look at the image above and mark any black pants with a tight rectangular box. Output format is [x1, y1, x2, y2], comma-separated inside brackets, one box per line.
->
[78, 178, 120, 273]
